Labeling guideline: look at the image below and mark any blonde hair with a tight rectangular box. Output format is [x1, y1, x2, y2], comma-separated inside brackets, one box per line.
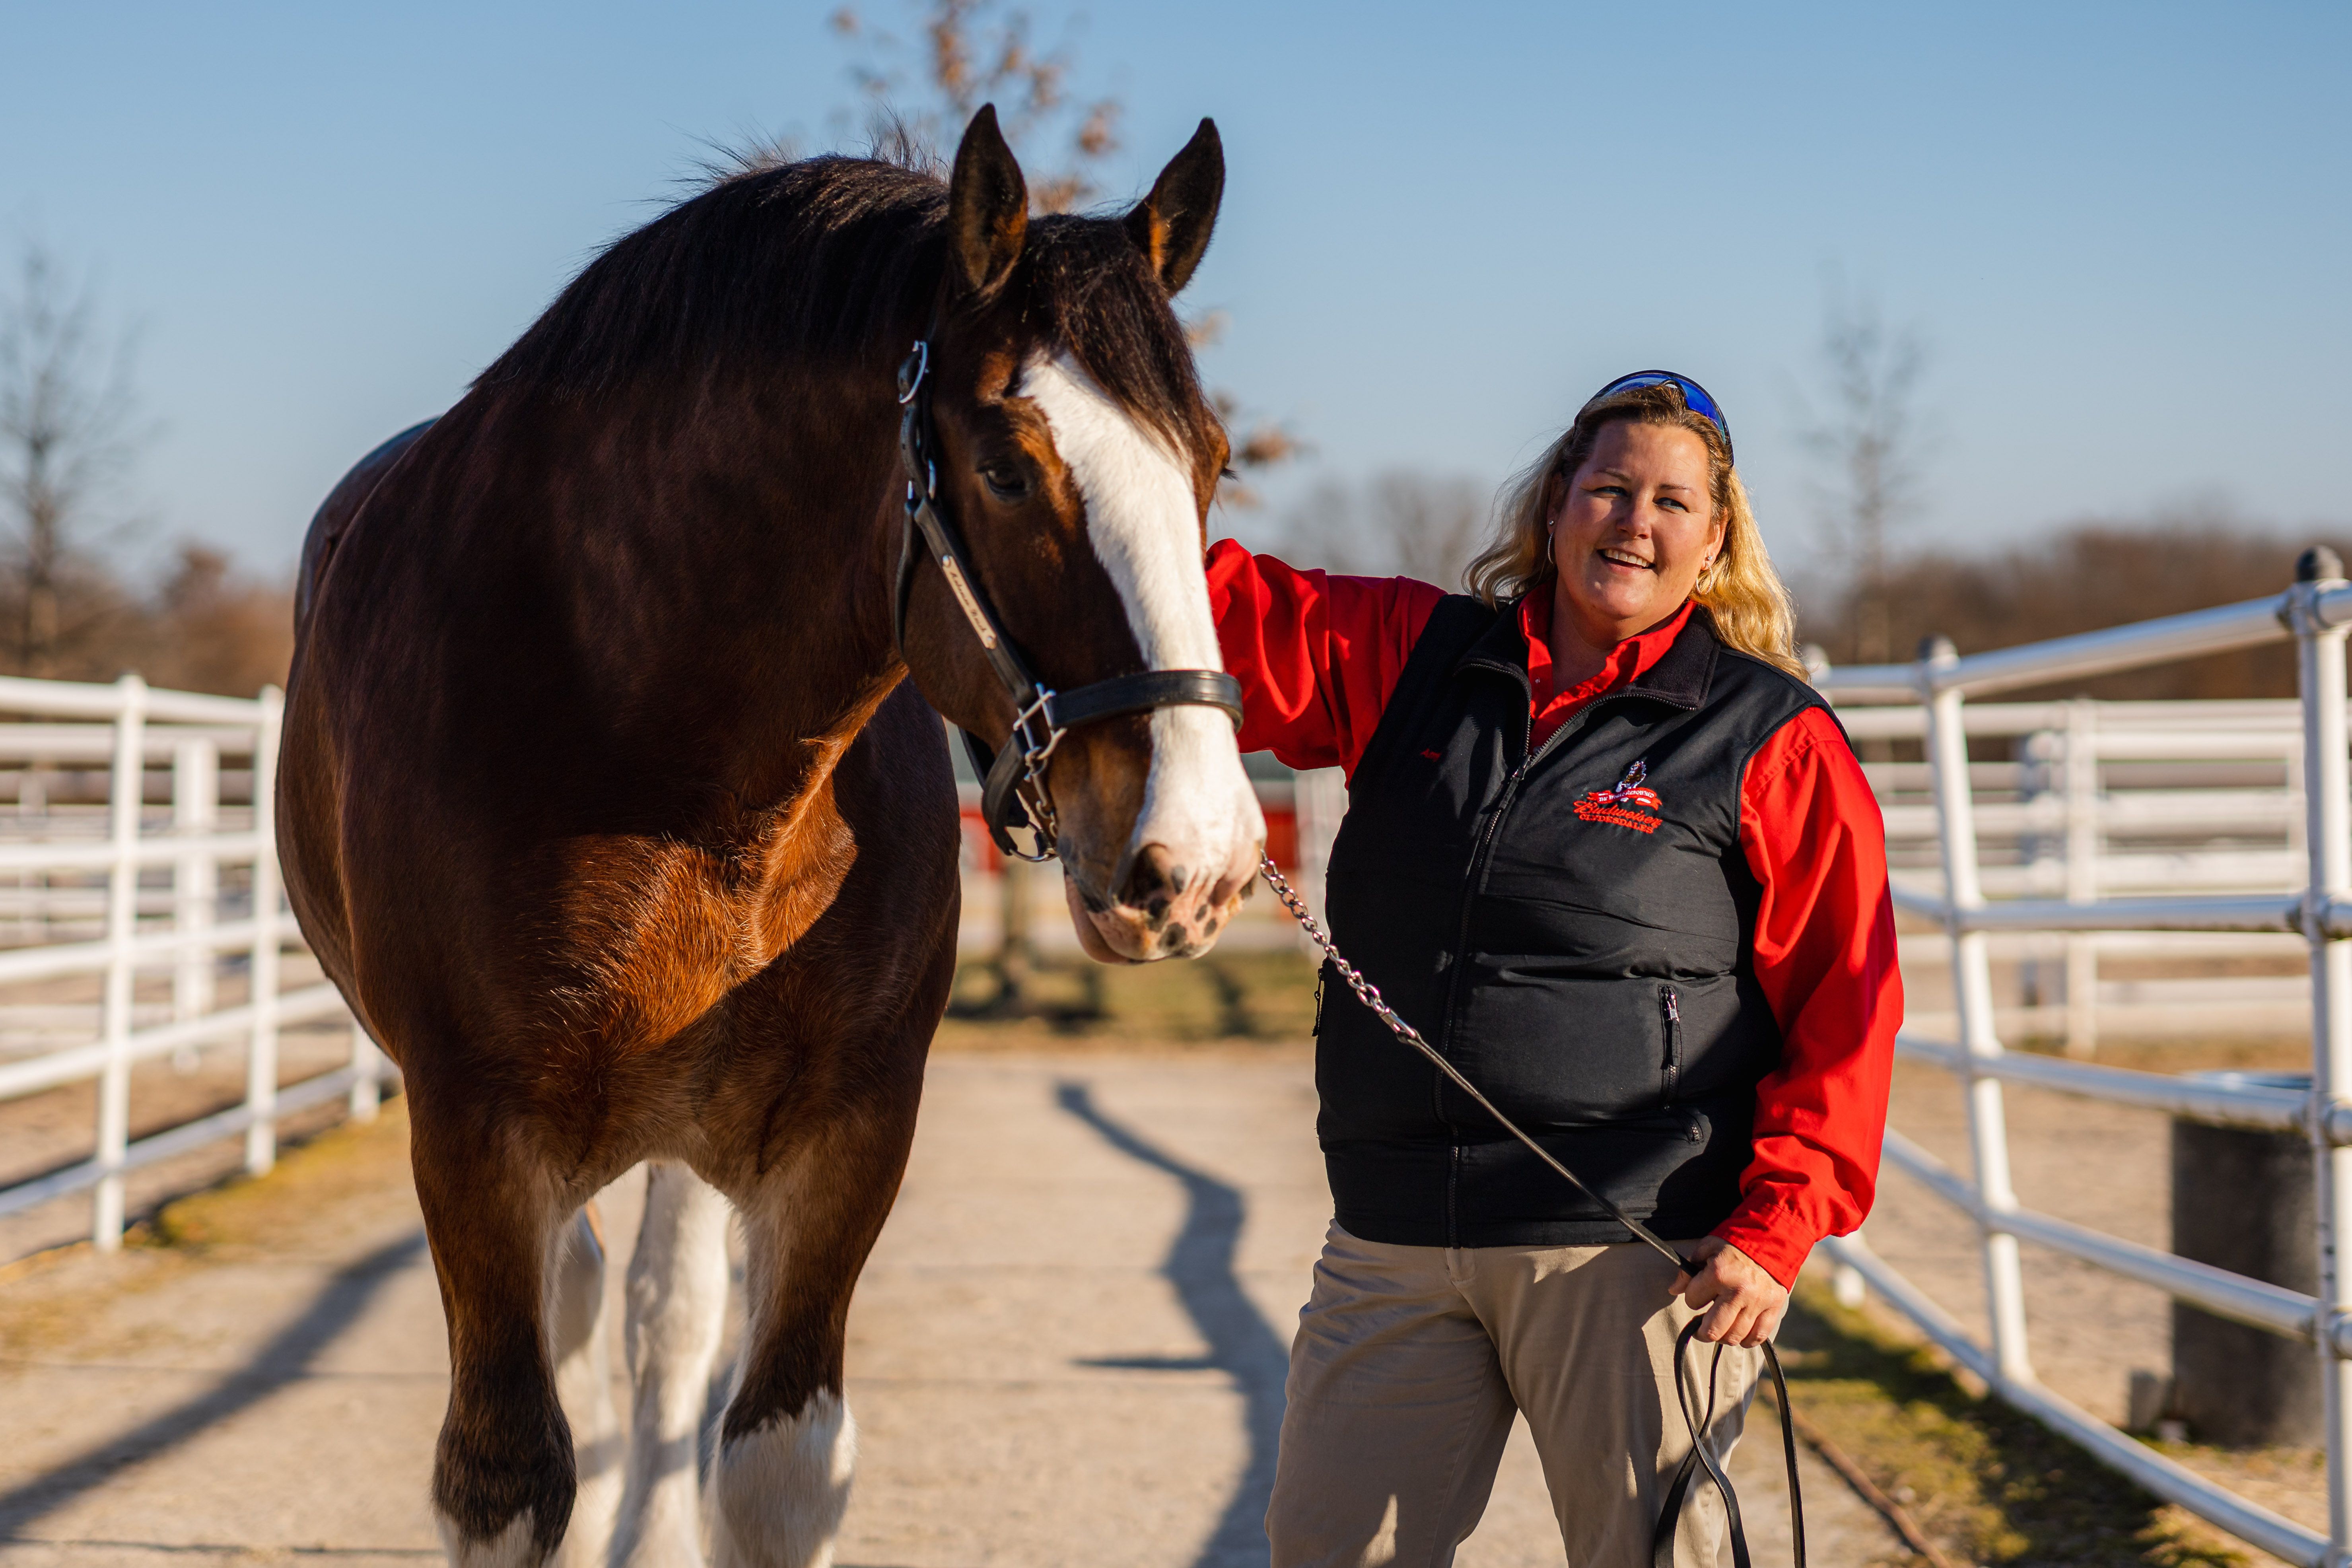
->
[1464, 384, 1804, 679]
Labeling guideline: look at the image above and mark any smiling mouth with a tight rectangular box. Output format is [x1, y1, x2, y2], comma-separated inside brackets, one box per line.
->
[1596, 547, 1654, 571]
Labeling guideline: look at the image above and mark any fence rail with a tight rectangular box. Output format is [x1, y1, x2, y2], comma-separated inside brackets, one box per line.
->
[0, 674, 381, 1251]
[1813, 565, 2352, 1566]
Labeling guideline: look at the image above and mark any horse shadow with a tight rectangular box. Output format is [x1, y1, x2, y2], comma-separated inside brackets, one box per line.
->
[1054, 1080, 1291, 1568]
[0, 1229, 430, 1540]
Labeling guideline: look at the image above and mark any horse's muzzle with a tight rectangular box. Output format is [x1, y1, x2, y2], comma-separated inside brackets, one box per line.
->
[1065, 835, 1260, 962]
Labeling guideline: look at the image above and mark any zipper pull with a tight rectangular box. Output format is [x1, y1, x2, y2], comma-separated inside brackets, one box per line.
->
[1663, 990, 1680, 1023]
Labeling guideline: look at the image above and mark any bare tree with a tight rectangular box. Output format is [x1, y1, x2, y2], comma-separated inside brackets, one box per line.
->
[1184, 308, 1298, 506]
[0, 244, 148, 677]
[828, 0, 1296, 501]
[1798, 282, 1930, 666]
[140, 544, 294, 697]
[829, 0, 1118, 211]
[1279, 470, 1487, 586]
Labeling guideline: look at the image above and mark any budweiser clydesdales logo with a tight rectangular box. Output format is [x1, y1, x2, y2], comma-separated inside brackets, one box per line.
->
[1573, 759, 1664, 835]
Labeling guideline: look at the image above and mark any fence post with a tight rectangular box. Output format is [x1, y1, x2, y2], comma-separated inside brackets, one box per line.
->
[1922, 636, 2035, 1388]
[91, 674, 147, 1251]
[243, 687, 284, 1177]
[1293, 767, 1346, 958]
[2065, 698, 2100, 1058]
[348, 1022, 381, 1121]
[171, 736, 218, 1071]
[2290, 548, 2352, 1566]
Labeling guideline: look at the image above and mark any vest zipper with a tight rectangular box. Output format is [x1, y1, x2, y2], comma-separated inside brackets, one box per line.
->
[1435, 700, 1592, 1247]
[1660, 985, 1682, 1105]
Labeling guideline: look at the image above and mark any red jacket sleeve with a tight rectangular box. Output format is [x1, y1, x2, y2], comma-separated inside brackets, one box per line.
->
[1206, 538, 1444, 777]
[1711, 706, 1901, 1288]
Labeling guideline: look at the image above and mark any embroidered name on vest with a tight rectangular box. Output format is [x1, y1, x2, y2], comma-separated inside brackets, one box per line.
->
[1573, 759, 1663, 835]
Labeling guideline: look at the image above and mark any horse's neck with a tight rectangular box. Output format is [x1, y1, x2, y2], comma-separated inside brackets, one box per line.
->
[540, 381, 909, 808]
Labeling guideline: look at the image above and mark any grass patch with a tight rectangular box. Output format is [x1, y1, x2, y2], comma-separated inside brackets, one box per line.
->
[935, 947, 1318, 1051]
[142, 1095, 413, 1253]
[0, 1098, 414, 1359]
[1781, 1280, 2251, 1566]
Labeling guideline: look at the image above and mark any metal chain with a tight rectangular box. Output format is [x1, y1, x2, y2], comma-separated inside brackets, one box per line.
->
[1254, 856, 1690, 1274]
[1254, 854, 1802, 1566]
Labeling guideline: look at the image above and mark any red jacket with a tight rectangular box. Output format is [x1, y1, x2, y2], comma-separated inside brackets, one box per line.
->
[1207, 540, 1900, 1286]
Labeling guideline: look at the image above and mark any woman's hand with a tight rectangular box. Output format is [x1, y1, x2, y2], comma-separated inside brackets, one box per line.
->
[1670, 1236, 1789, 1348]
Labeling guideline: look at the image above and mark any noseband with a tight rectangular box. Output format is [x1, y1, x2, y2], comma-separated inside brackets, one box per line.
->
[892, 337, 1244, 862]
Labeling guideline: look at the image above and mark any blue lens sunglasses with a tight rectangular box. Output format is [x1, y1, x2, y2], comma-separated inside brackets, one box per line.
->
[1580, 370, 1732, 464]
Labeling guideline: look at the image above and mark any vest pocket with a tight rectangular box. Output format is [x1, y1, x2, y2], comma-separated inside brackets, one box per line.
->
[1660, 985, 1683, 1106]
[1445, 967, 1675, 1123]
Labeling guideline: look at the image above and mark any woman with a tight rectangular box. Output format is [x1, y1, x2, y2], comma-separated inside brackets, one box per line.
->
[1209, 373, 1900, 1567]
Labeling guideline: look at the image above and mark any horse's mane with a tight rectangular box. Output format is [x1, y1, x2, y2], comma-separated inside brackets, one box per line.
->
[477, 153, 1206, 447]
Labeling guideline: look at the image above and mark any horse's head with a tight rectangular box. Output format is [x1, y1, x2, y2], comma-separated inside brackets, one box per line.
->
[898, 107, 1265, 963]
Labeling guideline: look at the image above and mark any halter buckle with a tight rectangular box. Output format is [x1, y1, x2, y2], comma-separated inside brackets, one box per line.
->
[1011, 688, 1063, 771]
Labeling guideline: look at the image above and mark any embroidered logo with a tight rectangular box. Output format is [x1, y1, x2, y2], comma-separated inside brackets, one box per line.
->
[1573, 759, 1664, 835]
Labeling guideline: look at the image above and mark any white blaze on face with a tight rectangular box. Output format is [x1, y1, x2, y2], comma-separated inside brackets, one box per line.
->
[1022, 351, 1265, 902]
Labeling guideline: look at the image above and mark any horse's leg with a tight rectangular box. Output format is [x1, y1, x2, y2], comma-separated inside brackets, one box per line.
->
[414, 1108, 576, 1568]
[611, 1162, 733, 1568]
[550, 1204, 623, 1568]
[707, 1108, 917, 1568]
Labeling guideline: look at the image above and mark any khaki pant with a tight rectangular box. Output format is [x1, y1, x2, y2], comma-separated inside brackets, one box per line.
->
[1266, 1224, 1759, 1568]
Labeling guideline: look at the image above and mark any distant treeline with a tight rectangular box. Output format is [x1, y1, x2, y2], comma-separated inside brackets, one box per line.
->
[0, 544, 292, 698]
[1802, 517, 2351, 701]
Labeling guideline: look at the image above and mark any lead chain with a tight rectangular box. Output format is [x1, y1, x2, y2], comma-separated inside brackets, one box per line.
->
[1258, 856, 1424, 1048]
[1254, 855, 1690, 1275]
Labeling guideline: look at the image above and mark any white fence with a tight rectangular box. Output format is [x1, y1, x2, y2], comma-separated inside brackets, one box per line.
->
[0, 673, 376, 1252]
[1855, 697, 2313, 1053]
[1814, 571, 2352, 1566]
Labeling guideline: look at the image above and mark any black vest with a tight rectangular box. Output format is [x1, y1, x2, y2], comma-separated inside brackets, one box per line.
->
[1314, 599, 1830, 1248]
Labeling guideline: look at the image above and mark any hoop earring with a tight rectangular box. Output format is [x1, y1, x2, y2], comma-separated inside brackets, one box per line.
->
[1545, 526, 1556, 566]
[1695, 558, 1720, 594]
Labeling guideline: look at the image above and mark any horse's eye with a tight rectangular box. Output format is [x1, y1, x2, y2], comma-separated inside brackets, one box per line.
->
[980, 462, 1030, 501]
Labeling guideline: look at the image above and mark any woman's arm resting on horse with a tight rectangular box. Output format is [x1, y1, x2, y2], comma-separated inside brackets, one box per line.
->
[1709, 706, 1903, 1296]
[1205, 538, 1443, 775]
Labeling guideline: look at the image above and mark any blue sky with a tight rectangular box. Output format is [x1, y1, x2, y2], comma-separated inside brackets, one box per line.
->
[3, 1, 2346, 583]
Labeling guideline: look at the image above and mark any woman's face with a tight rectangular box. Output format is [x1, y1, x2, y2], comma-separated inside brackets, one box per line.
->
[1549, 420, 1726, 648]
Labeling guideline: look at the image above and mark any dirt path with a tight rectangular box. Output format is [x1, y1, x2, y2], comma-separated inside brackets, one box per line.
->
[0, 1051, 1903, 1568]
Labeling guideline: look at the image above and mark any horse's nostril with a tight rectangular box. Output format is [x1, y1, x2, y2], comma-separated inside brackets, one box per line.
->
[1125, 843, 1186, 907]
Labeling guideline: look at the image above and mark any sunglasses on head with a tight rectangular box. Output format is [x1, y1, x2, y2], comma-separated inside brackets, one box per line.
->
[1578, 371, 1732, 464]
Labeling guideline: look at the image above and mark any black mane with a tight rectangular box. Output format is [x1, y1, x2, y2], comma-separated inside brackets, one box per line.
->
[478, 154, 1206, 446]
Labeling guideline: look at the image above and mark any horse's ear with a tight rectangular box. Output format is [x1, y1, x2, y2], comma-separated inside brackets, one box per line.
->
[947, 104, 1028, 297]
[1124, 118, 1224, 296]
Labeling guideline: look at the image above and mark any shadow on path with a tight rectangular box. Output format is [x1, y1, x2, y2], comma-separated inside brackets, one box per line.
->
[1055, 1081, 1290, 1568]
[0, 1228, 430, 1536]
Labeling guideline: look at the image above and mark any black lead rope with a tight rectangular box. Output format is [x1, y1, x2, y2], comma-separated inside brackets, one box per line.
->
[889, 335, 1243, 860]
[1258, 859, 1805, 1568]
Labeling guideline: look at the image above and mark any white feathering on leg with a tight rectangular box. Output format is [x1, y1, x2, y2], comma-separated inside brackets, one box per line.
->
[708, 1391, 857, 1568]
[613, 1163, 733, 1568]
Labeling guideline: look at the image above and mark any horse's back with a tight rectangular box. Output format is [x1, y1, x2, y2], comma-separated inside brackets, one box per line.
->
[295, 418, 435, 631]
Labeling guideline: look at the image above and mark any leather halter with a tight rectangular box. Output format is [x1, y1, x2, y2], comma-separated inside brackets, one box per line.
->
[891, 336, 1244, 861]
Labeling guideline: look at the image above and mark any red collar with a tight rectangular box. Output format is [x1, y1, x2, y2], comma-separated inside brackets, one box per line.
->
[1520, 595, 1696, 738]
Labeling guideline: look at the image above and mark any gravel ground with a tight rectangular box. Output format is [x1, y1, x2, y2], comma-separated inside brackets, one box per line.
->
[0, 1050, 1903, 1568]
